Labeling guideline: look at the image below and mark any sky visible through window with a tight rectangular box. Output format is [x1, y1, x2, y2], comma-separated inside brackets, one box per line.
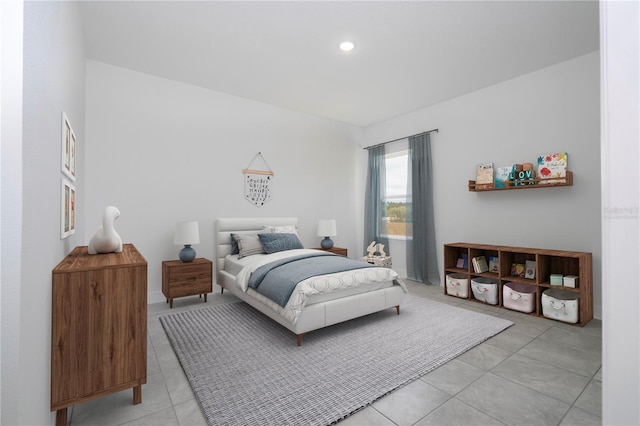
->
[386, 152, 408, 201]
[384, 151, 409, 237]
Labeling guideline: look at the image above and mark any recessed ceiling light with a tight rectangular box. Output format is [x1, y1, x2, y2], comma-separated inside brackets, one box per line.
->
[339, 41, 355, 52]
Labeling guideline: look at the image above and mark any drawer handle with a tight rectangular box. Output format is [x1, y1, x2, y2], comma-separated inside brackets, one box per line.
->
[186, 277, 196, 282]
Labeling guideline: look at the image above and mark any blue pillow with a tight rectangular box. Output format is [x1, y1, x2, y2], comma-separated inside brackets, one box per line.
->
[230, 233, 240, 255]
[258, 233, 304, 254]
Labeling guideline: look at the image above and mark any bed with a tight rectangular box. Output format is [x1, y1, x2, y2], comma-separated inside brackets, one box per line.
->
[215, 217, 407, 345]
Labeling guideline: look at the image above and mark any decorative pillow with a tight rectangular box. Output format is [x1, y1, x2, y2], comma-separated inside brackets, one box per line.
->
[232, 233, 266, 259]
[230, 233, 240, 255]
[262, 225, 299, 236]
[258, 233, 304, 254]
[230, 230, 269, 255]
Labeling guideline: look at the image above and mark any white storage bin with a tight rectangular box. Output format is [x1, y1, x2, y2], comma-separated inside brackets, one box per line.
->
[446, 273, 469, 298]
[471, 277, 498, 305]
[563, 275, 578, 288]
[541, 288, 579, 324]
[503, 282, 536, 313]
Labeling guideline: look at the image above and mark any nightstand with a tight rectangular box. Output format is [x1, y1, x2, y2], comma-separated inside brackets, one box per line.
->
[162, 258, 212, 308]
[314, 247, 348, 256]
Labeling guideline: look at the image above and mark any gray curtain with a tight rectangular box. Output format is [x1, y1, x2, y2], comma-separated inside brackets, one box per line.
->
[406, 133, 439, 284]
[364, 145, 389, 255]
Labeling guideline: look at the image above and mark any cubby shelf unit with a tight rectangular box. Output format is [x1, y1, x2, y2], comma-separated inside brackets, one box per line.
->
[444, 242, 592, 326]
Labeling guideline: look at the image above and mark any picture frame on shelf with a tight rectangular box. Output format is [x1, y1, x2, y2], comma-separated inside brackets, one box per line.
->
[60, 178, 76, 239]
[525, 260, 536, 279]
[61, 111, 76, 181]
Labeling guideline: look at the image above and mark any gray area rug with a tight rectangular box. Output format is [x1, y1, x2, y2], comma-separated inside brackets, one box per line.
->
[160, 294, 512, 426]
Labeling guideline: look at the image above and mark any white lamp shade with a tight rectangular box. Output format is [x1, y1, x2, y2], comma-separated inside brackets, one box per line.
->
[174, 220, 200, 245]
[317, 219, 337, 237]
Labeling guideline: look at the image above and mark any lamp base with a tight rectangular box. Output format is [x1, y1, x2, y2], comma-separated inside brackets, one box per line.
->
[179, 245, 196, 262]
[320, 237, 334, 250]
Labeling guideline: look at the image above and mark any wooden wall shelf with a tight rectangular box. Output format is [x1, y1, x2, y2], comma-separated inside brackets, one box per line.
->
[468, 171, 573, 192]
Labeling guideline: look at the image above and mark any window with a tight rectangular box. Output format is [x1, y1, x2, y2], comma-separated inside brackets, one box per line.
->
[383, 145, 409, 238]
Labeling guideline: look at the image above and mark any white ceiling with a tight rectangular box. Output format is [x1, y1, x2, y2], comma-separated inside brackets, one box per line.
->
[80, 1, 599, 127]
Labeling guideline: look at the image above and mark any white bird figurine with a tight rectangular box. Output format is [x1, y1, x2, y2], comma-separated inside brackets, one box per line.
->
[377, 243, 386, 257]
[88, 206, 123, 254]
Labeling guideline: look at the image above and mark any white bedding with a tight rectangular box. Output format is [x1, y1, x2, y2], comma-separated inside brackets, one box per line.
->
[224, 248, 406, 324]
[224, 253, 258, 277]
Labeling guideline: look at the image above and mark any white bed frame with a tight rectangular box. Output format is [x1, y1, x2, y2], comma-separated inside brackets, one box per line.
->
[215, 218, 405, 345]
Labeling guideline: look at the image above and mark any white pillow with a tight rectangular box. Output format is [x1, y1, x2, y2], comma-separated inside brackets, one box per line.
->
[230, 230, 262, 255]
[232, 233, 266, 259]
[262, 225, 299, 236]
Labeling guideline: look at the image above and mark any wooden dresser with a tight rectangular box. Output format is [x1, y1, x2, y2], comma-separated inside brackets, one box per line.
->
[51, 244, 147, 426]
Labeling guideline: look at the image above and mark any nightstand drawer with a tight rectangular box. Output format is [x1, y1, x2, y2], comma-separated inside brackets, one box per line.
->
[167, 278, 211, 298]
[167, 263, 210, 283]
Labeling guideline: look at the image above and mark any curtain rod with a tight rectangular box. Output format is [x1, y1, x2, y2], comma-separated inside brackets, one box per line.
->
[363, 128, 439, 150]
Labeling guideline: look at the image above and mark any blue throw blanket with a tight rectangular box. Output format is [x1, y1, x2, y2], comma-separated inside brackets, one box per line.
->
[248, 252, 378, 307]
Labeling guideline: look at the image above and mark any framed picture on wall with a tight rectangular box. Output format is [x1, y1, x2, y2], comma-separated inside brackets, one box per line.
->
[61, 178, 75, 239]
[61, 111, 76, 181]
[69, 127, 76, 179]
[69, 183, 75, 235]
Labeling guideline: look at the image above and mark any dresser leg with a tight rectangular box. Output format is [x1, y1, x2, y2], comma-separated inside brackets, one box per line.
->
[133, 385, 142, 405]
[169, 299, 173, 309]
[204, 294, 208, 303]
[55, 408, 67, 426]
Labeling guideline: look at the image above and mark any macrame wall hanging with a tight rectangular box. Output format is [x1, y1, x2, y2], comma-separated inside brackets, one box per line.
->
[242, 152, 274, 207]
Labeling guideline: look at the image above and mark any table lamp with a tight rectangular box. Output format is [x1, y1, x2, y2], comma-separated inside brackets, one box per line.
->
[174, 220, 200, 262]
[317, 219, 337, 249]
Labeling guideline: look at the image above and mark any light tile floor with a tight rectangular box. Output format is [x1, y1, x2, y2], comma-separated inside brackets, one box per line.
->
[69, 281, 602, 426]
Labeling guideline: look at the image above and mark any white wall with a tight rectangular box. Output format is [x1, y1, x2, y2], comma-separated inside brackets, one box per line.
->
[1, 0, 25, 422]
[362, 52, 602, 319]
[600, 1, 640, 424]
[85, 61, 363, 303]
[2, 2, 86, 425]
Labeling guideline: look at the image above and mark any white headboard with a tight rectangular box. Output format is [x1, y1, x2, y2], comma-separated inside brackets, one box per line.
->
[215, 217, 298, 282]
